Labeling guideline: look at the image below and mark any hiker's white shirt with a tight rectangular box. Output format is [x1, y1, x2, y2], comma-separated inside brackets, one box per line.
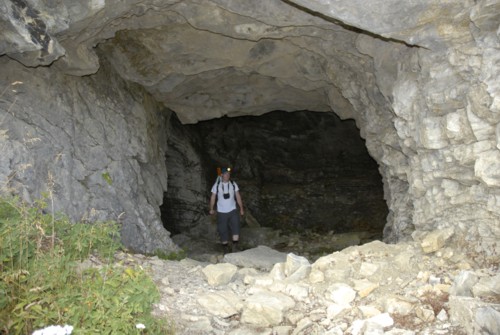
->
[211, 181, 239, 213]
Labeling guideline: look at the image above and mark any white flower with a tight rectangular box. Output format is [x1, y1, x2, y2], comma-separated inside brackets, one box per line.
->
[136, 323, 146, 329]
[32, 325, 73, 335]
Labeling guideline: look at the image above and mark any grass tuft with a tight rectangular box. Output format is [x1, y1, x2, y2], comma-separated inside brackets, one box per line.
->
[0, 196, 173, 334]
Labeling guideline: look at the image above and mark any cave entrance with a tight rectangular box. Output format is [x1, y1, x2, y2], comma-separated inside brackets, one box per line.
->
[161, 110, 388, 259]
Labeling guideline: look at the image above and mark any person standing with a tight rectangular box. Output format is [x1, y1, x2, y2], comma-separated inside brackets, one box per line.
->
[209, 167, 244, 254]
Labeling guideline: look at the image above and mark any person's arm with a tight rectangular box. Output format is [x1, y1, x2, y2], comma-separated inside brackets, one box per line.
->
[209, 193, 216, 215]
[235, 191, 244, 216]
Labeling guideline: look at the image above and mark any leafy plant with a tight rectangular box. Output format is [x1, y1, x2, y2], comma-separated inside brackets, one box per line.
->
[0, 196, 173, 334]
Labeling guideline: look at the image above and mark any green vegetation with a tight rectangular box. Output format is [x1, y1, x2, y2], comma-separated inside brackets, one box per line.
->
[101, 171, 113, 185]
[0, 196, 173, 335]
[153, 249, 187, 261]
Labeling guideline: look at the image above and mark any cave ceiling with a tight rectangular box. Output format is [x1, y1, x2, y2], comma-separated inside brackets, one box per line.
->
[0, 0, 477, 123]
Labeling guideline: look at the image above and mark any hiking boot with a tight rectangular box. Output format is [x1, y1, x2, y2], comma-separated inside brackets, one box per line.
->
[222, 244, 229, 255]
[231, 242, 239, 253]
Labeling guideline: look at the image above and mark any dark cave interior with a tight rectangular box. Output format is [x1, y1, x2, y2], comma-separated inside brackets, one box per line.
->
[161, 110, 388, 255]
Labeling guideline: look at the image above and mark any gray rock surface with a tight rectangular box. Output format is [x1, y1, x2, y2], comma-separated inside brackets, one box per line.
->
[223, 245, 287, 271]
[202, 263, 238, 286]
[102, 237, 499, 334]
[0, 56, 176, 254]
[0, 0, 499, 259]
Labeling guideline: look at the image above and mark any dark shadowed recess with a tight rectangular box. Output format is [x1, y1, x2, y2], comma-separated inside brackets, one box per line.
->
[161, 110, 388, 239]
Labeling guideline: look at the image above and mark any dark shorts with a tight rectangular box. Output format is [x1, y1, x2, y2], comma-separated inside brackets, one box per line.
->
[217, 209, 240, 242]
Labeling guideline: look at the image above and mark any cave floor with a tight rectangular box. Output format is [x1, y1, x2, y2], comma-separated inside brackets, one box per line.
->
[173, 227, 383, 263]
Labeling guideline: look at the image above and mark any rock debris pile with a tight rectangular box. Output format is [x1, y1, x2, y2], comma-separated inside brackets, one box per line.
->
[115, 230, 499, 335]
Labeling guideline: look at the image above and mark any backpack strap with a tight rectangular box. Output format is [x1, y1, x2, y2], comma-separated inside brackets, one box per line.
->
[215, 178, 236, 200]
[216, 179, 237, 200]
[216, 179, 221, 197]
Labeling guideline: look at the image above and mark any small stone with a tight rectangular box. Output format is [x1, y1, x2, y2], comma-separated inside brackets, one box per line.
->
[472, 273, 500, 297]
[309, 310, 325, 322]
[349, 319, 365, 335]
[417, 271, 430, 282]
[180, 315, 213, 332]
[363, 322, 384, 335]
[359, 262, 379, 277]
[286, 311, 304, 325]
[202, 263, 238, 286]
[241, 290, 295, 327]
[327, 303, 350, 319]
[450, 271, 479, 297]
[416, 305, 435, 322]
[368, 313, 394, 328]
[327, 283, 356, 305]
[475, 306, 500, 334]
[319, 316, 330, 325]
[163, 287, 175, 295]
[272, 325, 293, 335]
[437, 309, 448, 321]
[269, 280, 287, 293]
[358, 305, 382, 318]
[285, 283, 309, 301]
[352, 279, 379, 298]
[197, 291, 243, 317]
[429, 275, 441, 285]
[285, 253, 311, 282]
[244, 275, 256, 285]
[325, 325, 344, 335]
[254, 276, 274, 287]
[228, 327, 272, 335]
[383, 295, 415, 315]
[435, 283, 451, 293]
[308, 269, 325, 283]
[239, 267, 260, 277]
[291, 317, 313, 335]
[188, 264, 203, 273]
[420, 228, 455, 253]
[156, 303, 167, 311]
[435, 247, 454, 259]
[213, 317, 231, 328]
[270, 263, 286, 281]
[384, 328, 416, 335]
[475, 150, 500, 186]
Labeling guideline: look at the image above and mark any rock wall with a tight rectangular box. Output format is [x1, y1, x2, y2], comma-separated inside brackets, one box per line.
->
[286, 1, 500, 255]
[1, 0, 499, 256]
[390, 44, 500, 256]
[161, 113, 208, 235]
[190, 111, 387, 235]
[0, 56, 176, 253]
[348, 6, 500, 255]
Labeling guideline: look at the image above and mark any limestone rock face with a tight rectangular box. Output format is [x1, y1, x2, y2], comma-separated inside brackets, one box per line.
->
[0, 0, 499, 255]
[286, 0, 476, 50]
[0, 57, 176, 254]
[160, 114, 208, 235]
